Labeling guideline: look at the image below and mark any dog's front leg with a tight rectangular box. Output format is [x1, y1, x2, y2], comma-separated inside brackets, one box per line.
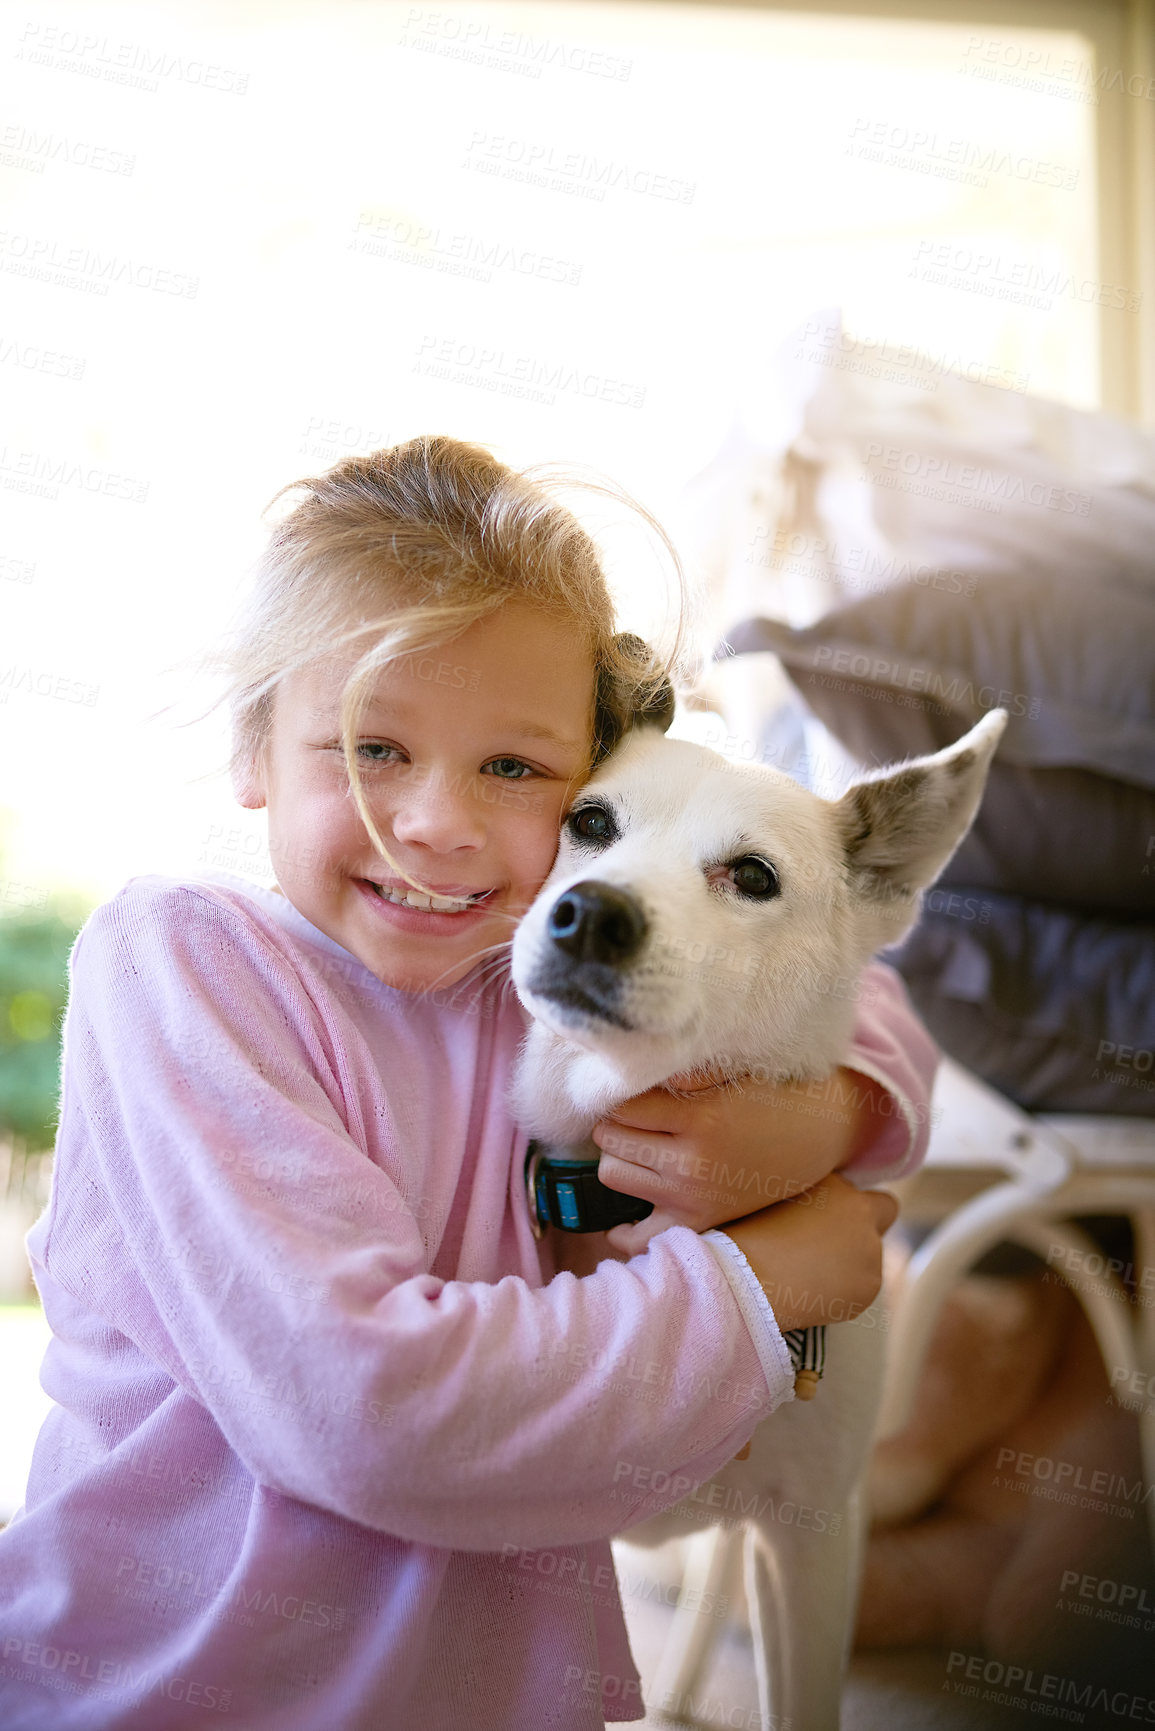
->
[744, 1488, 862, 1731]
[732, 1297, 888, 1731]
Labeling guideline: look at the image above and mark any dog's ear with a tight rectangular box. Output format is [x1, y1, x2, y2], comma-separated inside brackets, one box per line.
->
[832, 709, 1006, 923]
[592, 633, 675, 764]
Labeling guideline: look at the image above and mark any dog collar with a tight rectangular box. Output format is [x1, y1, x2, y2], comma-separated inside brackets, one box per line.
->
[525, 1143, 654, 1236]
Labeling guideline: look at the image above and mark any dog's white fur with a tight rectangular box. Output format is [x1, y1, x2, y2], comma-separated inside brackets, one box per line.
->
[513, 708, 1005, 1141]
[509, 708, 1006, 1730]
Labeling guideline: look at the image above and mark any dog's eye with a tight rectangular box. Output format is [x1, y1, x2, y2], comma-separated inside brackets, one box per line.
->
[567, 804, 616, 845]
[729, 856, 781, 900]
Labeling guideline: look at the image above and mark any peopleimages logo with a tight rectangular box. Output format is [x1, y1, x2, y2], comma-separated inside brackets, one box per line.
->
[746, 525, 979, 596]
[1059, 1569, 1155, 1618]
[0, 336, 85, 380]
[910, 240, 1142, 313]
[0, 446, 149, 503]
[350, 211, 583, 287]
[863, 441, 1093, 515]
[846, 117, 1079, 189]
[0, 664, 99, 704]
[994, 1445, 1152, 1520]
[809, 646, 1041, 717]
[946, 1651, 1155, 1721]
[0, 231, 198, 296]
[612, 1460, 844, 1533]
[413, 335, 645, 409]
[959, 35, 1155, 104]
[1, 1636, 233, 1712]
[462, 131, 694, 203]
[0, 122, 135, 175]
[791, 319, 1028, 394]
[15, 22, 250, 95]
[112, 1555, 350, 1631]
[398, 8, 633, 81]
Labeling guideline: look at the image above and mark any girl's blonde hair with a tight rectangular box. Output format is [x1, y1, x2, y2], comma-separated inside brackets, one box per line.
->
[211, 435, 683, 889]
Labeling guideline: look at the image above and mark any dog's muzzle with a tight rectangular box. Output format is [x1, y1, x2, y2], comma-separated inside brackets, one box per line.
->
[524, 881, 646, 1029]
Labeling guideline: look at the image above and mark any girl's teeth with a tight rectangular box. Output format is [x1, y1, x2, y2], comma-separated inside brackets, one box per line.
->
[371, 883, 474, 913]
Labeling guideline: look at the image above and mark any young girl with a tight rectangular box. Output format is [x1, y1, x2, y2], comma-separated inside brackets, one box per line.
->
[0, 437, 935, 1730]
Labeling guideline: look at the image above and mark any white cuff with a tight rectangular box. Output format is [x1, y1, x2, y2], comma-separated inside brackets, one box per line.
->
[702, 1230, 795, 1403]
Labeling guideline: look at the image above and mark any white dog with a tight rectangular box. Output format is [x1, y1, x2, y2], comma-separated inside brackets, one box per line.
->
[510, 705, 1006, 1730]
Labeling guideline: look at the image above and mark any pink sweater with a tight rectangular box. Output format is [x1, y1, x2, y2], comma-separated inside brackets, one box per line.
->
[0, 872, 937, 1729]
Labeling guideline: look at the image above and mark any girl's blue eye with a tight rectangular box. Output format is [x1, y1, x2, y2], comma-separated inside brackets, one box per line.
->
[356, 742, 400, 763]
[484, 757, 533, 780]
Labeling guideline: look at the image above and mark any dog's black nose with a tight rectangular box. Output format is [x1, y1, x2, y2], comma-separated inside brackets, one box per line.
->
[547, 882, 646, 966]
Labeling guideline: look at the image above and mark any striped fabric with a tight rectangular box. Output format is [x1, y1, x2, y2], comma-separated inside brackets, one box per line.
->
[783, 1324, 826, 1384]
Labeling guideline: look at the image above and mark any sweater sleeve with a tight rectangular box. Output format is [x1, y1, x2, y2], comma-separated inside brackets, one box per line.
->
[836, 958, 940, 1186]
[38, 881, 795, 1553]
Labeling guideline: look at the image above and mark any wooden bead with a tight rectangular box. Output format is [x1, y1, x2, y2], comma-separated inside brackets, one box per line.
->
[794, 1370, 821, 1401]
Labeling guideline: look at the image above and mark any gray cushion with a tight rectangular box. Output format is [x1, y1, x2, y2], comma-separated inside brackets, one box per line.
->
[885, 890, 1155, 1116]
[725, 570, 1155, 914]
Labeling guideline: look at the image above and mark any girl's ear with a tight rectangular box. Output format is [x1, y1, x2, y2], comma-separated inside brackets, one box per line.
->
[592, 634, 676, 764]
[231, 754, 267, 810]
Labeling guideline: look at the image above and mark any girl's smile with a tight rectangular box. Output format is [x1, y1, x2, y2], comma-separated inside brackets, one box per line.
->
[235, 604, 597, 993]
[352, 874, 498, 931]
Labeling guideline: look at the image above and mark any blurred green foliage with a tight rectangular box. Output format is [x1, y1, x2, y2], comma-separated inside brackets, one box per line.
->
[0, 889, 92, 1160]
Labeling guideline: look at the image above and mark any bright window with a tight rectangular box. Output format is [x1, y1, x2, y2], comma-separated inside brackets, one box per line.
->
[0, 2, 1099, 898]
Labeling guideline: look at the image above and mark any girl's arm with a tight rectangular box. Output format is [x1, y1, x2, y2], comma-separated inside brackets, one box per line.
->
[39, 880, 797, 1556]
[592, 960, 939, 1251]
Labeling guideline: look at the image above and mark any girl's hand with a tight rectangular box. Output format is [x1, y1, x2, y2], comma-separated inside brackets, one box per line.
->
[593, 1066, 891, 1254]
[721, 1175, 898, 1332]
